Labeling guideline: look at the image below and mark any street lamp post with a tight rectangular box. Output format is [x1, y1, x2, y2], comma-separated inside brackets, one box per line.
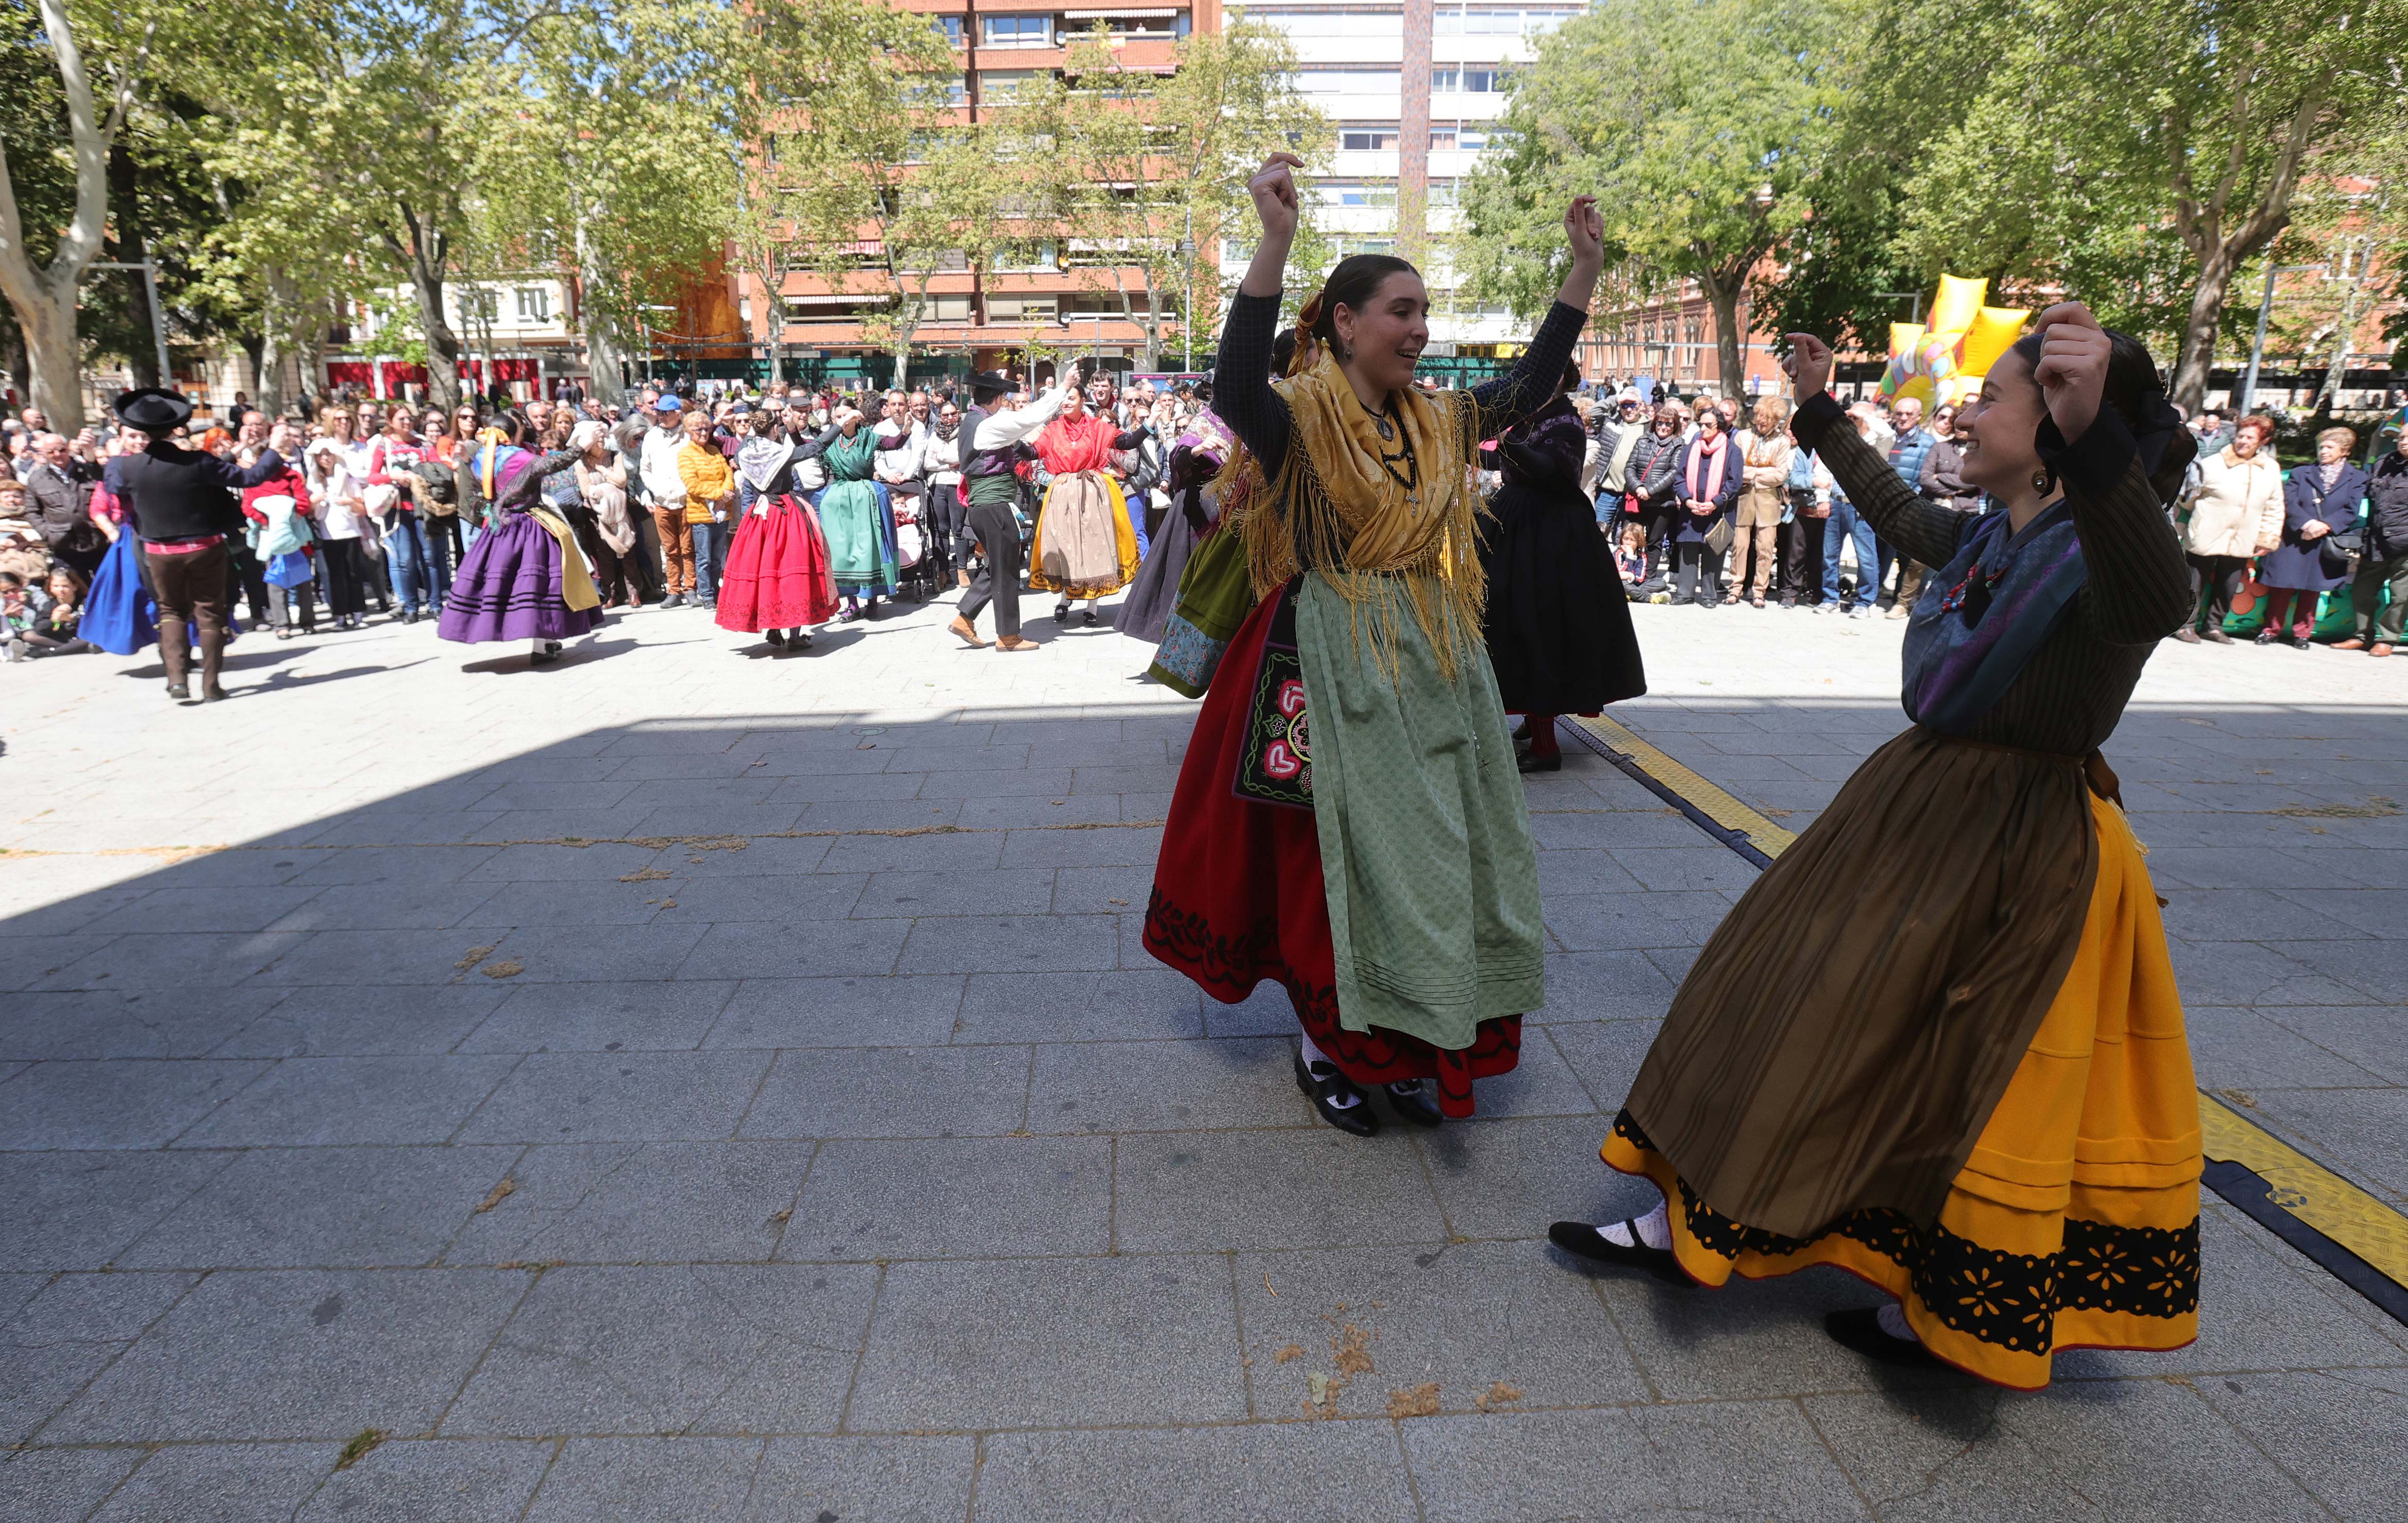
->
[1179, 227, 1196, 372]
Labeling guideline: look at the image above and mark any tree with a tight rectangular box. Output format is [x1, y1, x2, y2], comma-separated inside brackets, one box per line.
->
[1459, 0, 1837, 397]
[1895, 0, 2408, 410]
[1027, 22, 1326, 371]
[0, 0, 157, 430]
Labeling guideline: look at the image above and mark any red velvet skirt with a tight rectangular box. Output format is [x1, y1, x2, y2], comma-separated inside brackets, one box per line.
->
[1142, 589, 1522, 1118]
[717, 496, 840, 633]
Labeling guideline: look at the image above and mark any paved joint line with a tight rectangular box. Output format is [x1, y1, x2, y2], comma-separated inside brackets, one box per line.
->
[1585, 709, 2408, 1328]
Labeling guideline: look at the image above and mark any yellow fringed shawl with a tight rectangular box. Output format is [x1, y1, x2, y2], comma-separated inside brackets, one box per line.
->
[1218, 351, 1487, 678]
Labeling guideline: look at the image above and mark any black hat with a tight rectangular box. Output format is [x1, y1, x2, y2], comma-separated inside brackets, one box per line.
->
[114, 387, 193, 431]
[967, 370, 1012, 397]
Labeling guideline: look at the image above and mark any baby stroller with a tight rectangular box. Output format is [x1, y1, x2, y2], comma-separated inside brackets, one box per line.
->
[890, 488, 941, 603]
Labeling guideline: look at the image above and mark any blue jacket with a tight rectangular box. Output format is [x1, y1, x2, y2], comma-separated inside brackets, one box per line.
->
[1886, 427, 1936, 493]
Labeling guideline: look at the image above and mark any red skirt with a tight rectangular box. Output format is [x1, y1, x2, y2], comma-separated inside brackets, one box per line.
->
[717, 496, 839, 632]
[1142, 590, 1522, 1117]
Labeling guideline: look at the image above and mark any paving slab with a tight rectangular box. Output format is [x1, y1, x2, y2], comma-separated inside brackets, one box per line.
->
[5, 588, 2405, 1521]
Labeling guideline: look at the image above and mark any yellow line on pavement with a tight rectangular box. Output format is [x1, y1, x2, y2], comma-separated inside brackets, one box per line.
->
[1567, 713, 1799, 858]
[2199, 1094, 2408, 1289]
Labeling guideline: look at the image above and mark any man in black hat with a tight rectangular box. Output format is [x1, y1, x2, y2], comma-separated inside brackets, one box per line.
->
[102, 388, 295, 701]
[948, 364, 1080, 652]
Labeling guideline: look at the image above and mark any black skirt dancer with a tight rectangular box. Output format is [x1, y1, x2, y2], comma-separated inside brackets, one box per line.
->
[1479, 396, 1645, 717]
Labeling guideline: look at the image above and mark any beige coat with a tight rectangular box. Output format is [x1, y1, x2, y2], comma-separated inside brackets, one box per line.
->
[1735, 430, 1793, 529]
[2185, 448, 2283, 559]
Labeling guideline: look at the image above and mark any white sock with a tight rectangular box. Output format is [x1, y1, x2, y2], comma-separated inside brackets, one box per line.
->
[1877, 1303, 1921, 1343]
[1600, 1197, 1671, 1250]
[1298, 1034, 1361, 1108]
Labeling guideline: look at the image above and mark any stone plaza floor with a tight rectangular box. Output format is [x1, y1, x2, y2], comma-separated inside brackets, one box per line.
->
[3, 583, 2404, 1521]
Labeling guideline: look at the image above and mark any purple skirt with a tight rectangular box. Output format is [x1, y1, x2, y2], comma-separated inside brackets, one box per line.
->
[438, 513, 607, 644]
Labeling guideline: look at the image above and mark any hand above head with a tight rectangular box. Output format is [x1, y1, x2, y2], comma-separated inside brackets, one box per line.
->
[1782, 333, 1834, 401]
[1247, 153, 1304, 240]
[1563, 194, 1603, 271]
[2031, 302, 2109, 443]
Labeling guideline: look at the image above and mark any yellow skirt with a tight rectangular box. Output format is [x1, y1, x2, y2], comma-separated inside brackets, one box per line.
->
[1604, 793, 2202, 1389]
[1028, 473, 1140, 596]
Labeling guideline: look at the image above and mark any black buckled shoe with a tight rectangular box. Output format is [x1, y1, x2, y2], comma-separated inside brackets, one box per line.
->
[1293, 1051, 1379, 1137]
[1385, 1079, 1444, 1129]
[1824, 1308, 1942, 1369]
[1547, 1220, 1687, 1285]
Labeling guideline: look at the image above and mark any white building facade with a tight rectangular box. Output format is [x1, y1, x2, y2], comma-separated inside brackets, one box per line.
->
[1235, 1, 1581, 357]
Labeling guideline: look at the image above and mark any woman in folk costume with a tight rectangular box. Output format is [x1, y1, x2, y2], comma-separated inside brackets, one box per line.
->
[1144, 153, 1604, 1133]
[1115, 409, 1234, 644]
[437, 410, 603, 665]
[717, 408, 840, 651]
[1026, 386, 1145, 625]
[815, 403, 911, 621]
[1476, 357, 1645, 774]
[1551, 306, 2204, 1391]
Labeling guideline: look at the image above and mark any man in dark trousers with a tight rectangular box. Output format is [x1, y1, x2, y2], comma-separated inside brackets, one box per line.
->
[102, 389, 294, 701]
[947, 365, 1081, 653]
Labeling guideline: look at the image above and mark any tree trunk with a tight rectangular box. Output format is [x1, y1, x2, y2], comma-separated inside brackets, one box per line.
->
[1143, 286, 1162, 371]
[2169, 245, 2242, 413]
[389, 213, 463, 411]
[19, 288, 85, 432]
[257, 267, 294, 415]
[1701, 268, 1746, 401]
[571, 198, 626, 407]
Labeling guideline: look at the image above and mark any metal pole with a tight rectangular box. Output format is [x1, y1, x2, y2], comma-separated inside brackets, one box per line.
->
[2237, 258, 2279, 416]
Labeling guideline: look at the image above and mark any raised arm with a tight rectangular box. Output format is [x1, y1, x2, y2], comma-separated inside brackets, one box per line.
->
[1211, 289, 1293, 470]
[966, 372, 1077, 456]
[1468, 303, 1589, 442]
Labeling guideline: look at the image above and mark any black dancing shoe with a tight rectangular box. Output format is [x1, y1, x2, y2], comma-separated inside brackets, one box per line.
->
[1517, 750, 1562, 774]
[1053, 602, 1071, 623]
[166, 682, 190, 701]
[765, 628, 787, 647]
[1385, 1080, 1444, 1129]
[1547, 1220, 1687, 1284]
[1824, 1308, 1942, 1370]
[1293, 1051, 1379, 1137]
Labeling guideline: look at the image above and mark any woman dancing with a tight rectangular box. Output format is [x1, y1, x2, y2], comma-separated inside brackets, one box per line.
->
[717, 408, 840, 650]
[437, 413, 603, 664]
[1550, 304, 2203, 1390]
[1143, 153, 1602, 1132]
[1477, 358, 1644, 773]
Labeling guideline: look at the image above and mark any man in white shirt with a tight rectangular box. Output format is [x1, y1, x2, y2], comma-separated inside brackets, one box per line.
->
[639, 395, 695, 606]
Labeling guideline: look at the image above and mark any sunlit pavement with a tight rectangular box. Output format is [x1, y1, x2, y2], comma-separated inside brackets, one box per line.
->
[4, 584, 2404, 1521]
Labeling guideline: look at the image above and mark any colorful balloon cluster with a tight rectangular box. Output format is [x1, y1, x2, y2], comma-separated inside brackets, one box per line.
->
[1879, 275, 2030, 408]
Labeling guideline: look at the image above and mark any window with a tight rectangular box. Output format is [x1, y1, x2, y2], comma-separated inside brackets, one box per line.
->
[1341, 125, 1400, 151]
[1340, 238, 1395, 257]
[983, 15, 1051, 47]
[765, 133, 783, 164]
[1428, 178, 1459, 207]
[1290, 69, 1401, 95]
[1432, 67, 1508, 92]
[928, 295, 973, 320]
[1249, 11, 1371, 35]
[986, 295, 1059, 321]
[456, 288, 499, 323]
[514, 287, 550, 322]
[1316, 179, 1395, 206]
[978, 69, 1042, 99]
[1429, 125, 1454, 150]
[931, 13, 964, 43]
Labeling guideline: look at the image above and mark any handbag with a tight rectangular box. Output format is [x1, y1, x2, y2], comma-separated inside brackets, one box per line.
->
[1703, 514, 1733, 558]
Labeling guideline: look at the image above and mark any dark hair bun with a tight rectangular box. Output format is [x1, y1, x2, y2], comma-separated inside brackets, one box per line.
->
[2006, 325, 2196, 507]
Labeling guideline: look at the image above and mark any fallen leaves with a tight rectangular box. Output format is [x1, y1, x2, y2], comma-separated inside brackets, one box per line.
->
[474, 1178, 517, 1213]
[335, 1429, 387, 1471]
[480, 959, 524, 980]
[619, 867, 674, 883]
[455, 945, 498, 970]
[1387, 1383, 1440, 1419]
[1273, 1345, 1304, 1365]
[1475, 1381, 1524, 1412]
[1331, 1321, 1373, 1377]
